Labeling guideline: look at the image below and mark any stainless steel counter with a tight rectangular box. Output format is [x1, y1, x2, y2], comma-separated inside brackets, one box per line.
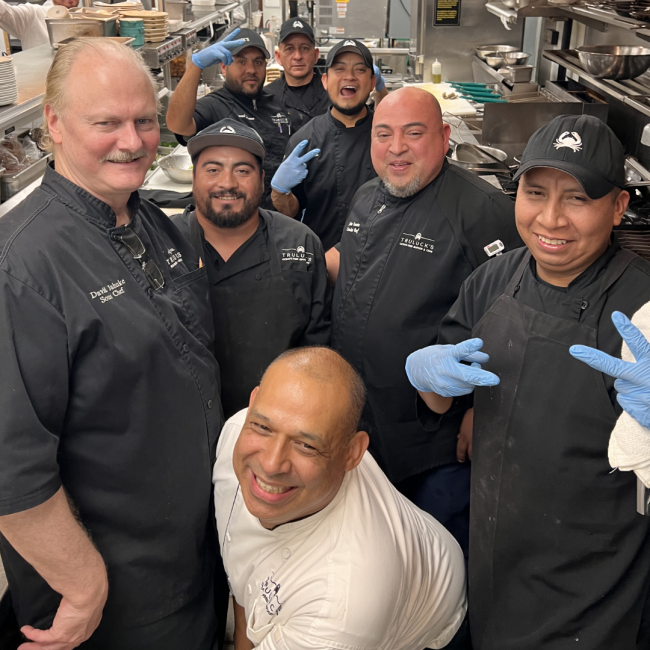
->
[0, 45, 54, 136]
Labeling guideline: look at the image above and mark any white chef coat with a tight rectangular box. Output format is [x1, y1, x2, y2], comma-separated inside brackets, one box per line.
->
[0, 0, 53, 50]
[213, 409, 467, 650]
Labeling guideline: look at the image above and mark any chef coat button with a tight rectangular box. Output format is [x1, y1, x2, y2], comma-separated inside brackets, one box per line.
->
[339, 166, 345, 171]
[581, 300, 589, 310]
[146, 287, 153, 297]
[255, 273, 262, 281]
[248, 585, 252, 595]
[281, 548, 291, 559]
[336, 129, 341, 135]
[183, 343, 189, 352]
[207, 399, 213, 409]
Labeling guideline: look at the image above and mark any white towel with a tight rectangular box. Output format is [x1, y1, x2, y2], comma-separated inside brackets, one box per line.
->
[608, 301, 650, 488]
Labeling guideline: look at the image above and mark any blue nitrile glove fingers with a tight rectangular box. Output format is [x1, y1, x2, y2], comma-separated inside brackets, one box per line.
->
[569, 311, 650, 428]
[191, 29, 246, 69]
[270, 140, 321, 194]
[373, 64, 386, 92]
[405, 338, 500, 398]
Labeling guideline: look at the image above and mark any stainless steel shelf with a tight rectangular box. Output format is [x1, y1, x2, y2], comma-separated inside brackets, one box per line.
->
[543, 49, 650, 116]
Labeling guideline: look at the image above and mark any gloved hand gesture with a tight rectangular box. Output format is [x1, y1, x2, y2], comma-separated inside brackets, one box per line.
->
[191, 29, 246, 70]
[405, 338, 500, 398]
[570, 311, 650, 429]
[373, 64, 386, 92]
[271, 140, 320, 194]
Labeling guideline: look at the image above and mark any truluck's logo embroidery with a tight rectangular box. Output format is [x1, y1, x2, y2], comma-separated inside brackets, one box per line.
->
[399, 232, 435, 253]
[220, 126, 236, 133]
[281, 246, 313, 265]
[261, 575, 283, 616]
[554, 131, 582, 152]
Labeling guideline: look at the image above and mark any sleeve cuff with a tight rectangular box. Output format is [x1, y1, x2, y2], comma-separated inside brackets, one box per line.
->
[0, 477, 61, 517]
[416, 392, 472, 432]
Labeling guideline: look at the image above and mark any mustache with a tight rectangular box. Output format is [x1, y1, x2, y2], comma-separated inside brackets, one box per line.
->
[100, 149, 148, 163]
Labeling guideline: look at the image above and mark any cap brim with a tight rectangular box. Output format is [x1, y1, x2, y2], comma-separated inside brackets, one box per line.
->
[230, 43, 270, 58]
[188, 134, 266, 162]
[513, 159, 618, 200]
[280, 29, 314, 43]
[327, 46, 372, 68]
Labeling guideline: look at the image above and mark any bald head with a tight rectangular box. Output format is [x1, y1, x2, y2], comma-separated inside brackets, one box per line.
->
[264, 347, 366, 437]
[371, 86, 450, 198]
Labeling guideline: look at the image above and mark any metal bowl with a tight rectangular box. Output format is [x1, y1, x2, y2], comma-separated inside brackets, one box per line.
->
[484, 50, 530, 68]
[475, 44, 519, 61]
[158, 153, 193, 184]
[501, 0, 516, 7]
[450, 144, 508, 171]
[577, 45, 650, 80]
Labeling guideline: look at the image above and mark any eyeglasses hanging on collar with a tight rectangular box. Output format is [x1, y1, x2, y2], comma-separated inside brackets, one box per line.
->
[112, 227, 165, 291]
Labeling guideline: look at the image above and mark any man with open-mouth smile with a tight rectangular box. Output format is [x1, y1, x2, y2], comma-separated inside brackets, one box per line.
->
[407, 114, 650, 649]
[270, 38, 387, 250]
[213, 347, 466, 650]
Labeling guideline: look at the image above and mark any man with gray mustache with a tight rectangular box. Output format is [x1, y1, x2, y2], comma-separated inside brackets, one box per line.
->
[0, 38, 222, 649]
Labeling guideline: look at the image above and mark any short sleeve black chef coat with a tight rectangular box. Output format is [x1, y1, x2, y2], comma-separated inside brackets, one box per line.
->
[173, 85, 292, 209]
[331, 162, 522, 483]
[288, 108, 376, 250]
[173, 207, 331, 417]
[0, 165, 222, 630]
[265, 72, 330, 133]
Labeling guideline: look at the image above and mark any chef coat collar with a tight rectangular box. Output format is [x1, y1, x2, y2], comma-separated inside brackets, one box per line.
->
[377, 158, 450, 205]
[327, 106, 372, 130]
[39, 162, 141, 230]
[221, 82, 273, 110]
[531, 235, 621, 294]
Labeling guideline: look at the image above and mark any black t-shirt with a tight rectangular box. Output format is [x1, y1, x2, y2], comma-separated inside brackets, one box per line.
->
[332, 163, 522, 482]
[0, 165, 222, 629]
[289, 108, 376, 250]
[174, 84, 292, 209]
[265, 72, 330, 133]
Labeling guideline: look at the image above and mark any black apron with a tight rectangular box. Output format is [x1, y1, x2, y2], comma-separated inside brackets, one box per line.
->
[189, 214, 307, 419]
[470, 249, 650, 650]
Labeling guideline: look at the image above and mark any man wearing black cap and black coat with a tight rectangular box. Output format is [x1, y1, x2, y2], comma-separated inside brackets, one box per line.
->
[271, 39, 387, 250]
[171, 118, 331, 421]
[265, 19, 329, 132]
[167, 28, 291, 208]
[407, 114, 650, 649]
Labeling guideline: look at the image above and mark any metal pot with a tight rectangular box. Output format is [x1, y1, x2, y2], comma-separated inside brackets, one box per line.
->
[158, 153, 193, 184]
[577, 45, 650, 80]
[449, 144, 509, 173]
[475, 44, 519, 61]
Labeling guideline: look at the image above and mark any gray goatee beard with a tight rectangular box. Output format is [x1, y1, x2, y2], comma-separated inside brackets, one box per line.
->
[382, 175, 422, 198]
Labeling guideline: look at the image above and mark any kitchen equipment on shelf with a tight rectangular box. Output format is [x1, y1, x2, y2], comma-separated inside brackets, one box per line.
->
[0, 56, 17, 107]
[498, 65, 534, 83]
[475, 44, 519, 61]
[576, 45, 650, 80]
[453, 143, 509, 169]
[158, 153, 193, 184]
[484, 51, 530, 69]
[118, 18, 144, 45]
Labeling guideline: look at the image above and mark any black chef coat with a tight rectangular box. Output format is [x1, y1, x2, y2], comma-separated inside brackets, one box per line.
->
[174, 85, 292, 209]
[265, 72, 330, 133]
[331, 162, 522, 482]
[0, 165, 222, 630]
[289, 108, 376, 250]
[173, 207, 331, 418]
[434, 240, 650, 649]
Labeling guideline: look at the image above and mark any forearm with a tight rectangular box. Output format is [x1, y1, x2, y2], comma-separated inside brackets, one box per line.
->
[374, 87, 389, 105]
[0, 487, 108, 607]
[418, 390, 453, 415]
[325, 247, 340, 284]
[166, 61, 202, 136]
[234, 601, 254, 650]
[271, 188, 300, 218]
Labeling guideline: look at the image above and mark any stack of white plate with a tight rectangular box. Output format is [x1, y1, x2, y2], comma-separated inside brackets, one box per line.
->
[0, 57, 18, 107]
[94, 1, 144, 12]
[122, 10, 168, 42]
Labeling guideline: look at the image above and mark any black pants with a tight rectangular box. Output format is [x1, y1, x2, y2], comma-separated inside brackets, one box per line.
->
[79, 584, 217, 650]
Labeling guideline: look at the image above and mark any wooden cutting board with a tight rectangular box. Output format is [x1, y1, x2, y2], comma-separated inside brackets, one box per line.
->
[403, 82, 477, 117]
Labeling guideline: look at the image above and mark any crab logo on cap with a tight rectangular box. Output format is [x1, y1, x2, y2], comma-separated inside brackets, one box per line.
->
[554, 131, 582, 153]
[343, 39, 356, 46]
[220, 126, 236, 134]
[293, 20, 303, 27]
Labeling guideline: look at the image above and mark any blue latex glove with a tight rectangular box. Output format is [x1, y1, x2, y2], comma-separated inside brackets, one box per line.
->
[373, 64, 386, 92]
[570, 311, 650, 429]
[270, 140, 320, 194]
[405, 338, 500, 397]
[191, 29, 246, 70]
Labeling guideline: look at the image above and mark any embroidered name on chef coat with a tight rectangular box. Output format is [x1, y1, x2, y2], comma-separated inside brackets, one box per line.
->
[346, 221, 361, 234]
[261, 575, 283, 615]
[281, 246, 313, 266]
[399, 232, 435, 253]
[88, 278, 127, 303]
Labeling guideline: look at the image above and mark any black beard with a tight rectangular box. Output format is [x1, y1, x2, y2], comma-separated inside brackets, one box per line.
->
[225, 77, 263, 98]
[330, 97, 368, 116]
[198, 189, 261, 229]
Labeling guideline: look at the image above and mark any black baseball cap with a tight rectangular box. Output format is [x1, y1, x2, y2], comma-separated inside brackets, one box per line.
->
[229, 28, 270, 58]
[513, 114, 625, 200]
[279, 18, 315, 44]
[187, 119, 266, 163]
[325, 38, 373, 69]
